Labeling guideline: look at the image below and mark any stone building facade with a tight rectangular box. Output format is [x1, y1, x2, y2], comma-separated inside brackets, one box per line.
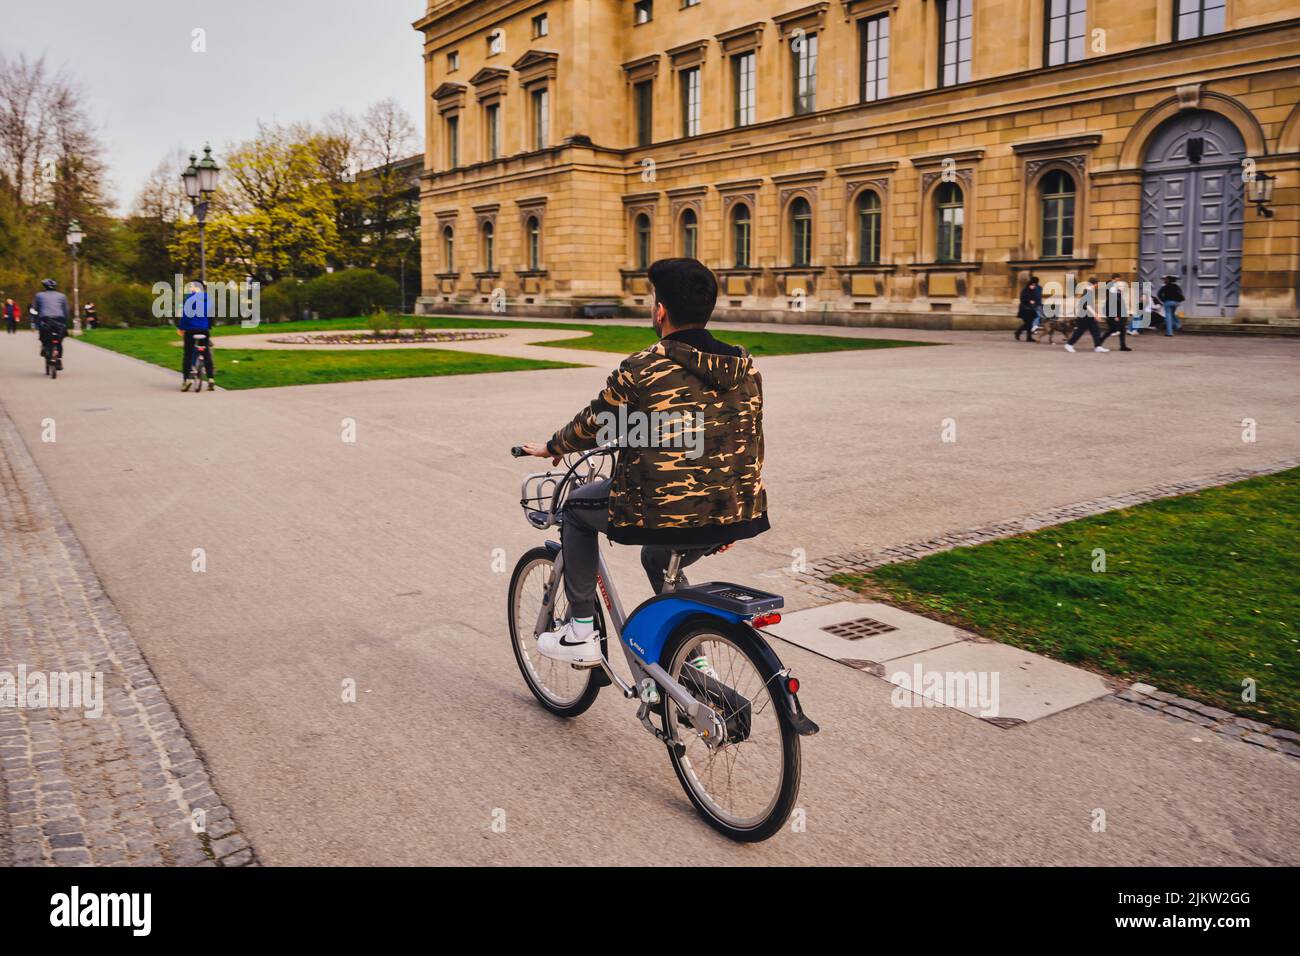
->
[412, 0, 1300, 330]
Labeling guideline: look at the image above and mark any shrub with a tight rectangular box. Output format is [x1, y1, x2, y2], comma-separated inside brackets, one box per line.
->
[259, 281, 308, 323]
[367, 311, 388, 337]
[303, 269, 399, 319]
[99, 283, 161, 327]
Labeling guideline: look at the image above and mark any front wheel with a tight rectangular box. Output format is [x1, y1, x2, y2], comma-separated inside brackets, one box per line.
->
[659, 623, 801, 842]
[507, 546, 603, 718]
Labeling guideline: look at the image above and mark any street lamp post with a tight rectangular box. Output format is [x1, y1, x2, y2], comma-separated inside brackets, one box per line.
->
[65, 219, 84, 332]
[182, 145, 222, 290]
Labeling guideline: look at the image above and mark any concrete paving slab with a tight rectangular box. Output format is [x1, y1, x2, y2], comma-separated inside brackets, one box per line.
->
[764, 600, 964, 664]
[881, 640, 1114, 725]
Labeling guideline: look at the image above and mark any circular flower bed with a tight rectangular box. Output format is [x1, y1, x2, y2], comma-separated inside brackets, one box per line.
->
[266, 330, 507, 345]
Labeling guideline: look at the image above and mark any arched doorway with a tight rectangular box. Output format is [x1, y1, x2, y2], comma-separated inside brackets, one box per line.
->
[1139, 109, 1245, 318]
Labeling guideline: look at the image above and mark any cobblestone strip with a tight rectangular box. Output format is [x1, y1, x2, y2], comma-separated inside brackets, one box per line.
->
[1115, 683, 1300, 759]
[773, 456, 1300, 759]
[804, 457, 1300, 580]
[0, 399, 256, 866]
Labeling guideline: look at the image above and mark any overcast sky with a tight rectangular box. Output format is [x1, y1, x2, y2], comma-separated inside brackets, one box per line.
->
[1, 0, 427, 213]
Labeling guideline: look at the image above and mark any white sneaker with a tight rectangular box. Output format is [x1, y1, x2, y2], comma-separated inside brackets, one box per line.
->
[537, 620, 601, 667]
[1063, 343, 1076, 353]
[1094, 346, 1110, 353]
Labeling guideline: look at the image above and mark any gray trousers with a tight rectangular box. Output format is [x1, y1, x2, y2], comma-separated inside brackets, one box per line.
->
[562, 478, 705, 618]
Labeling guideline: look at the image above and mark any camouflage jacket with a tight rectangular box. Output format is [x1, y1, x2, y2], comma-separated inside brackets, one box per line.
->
[549, 332, 769, 546]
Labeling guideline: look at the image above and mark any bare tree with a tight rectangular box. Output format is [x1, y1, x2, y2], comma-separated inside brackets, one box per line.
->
[0, 52, 52, 204]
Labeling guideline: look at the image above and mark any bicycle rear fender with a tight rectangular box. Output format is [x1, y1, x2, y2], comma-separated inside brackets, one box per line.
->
[623, 597, 819, 737]
[621, 596, 745, 665]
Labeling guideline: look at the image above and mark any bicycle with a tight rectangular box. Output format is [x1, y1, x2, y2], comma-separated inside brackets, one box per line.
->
[44, 324, 65, 380]
[508, 445, 818, 842]
[188, 332, 214, 392]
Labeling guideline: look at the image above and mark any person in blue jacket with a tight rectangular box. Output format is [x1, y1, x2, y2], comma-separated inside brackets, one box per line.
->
[178, 281, 215, 390]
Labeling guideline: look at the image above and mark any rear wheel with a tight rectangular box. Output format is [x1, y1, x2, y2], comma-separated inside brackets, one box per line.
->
[508, 546, 602, 718]
[658, 623, 800, 842]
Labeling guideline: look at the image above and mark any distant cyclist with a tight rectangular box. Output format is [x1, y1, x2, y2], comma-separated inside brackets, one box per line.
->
[178, 281, 215, 390]
[30, 279, 69, 370]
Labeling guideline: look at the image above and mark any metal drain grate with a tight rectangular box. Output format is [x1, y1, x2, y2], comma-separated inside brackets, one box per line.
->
[822, 616, 898, 640]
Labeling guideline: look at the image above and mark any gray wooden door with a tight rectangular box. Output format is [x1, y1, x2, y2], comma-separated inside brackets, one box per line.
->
[1139, 110, 1245, 318]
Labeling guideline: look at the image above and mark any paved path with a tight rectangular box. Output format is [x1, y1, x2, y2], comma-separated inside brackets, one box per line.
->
[1, 326, 1297, 865]
[0, 385, 255, 865]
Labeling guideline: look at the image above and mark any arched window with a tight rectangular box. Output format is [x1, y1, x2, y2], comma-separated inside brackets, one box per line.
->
[526, 216, 541, 271]
[634, 214, 652, 270]
[731, 204, 752, 268]
[935, 182, 963, 263]
[790, 196, 812, 267]
[856, 190, 882, 265]
[680, 208, 698, 259]
[482, 221, 495, 271]
[442, 226, 454, 271]
[1039, 170, 1075, 259]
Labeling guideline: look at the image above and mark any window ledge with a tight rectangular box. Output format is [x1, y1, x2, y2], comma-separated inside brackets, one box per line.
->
[833, 263, 898, 274]
[909, 261, 980, 272]
[1006, 257, 1097, 269]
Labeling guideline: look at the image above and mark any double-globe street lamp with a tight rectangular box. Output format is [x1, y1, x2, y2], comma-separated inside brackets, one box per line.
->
[181, 145, 222, 290]
[65, 219, 84, 332]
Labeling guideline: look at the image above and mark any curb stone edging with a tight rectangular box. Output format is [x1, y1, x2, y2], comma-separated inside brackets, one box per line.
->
[0, 397, 258, 866]
[804, 457, 1300, 580]
[1115, 682, 1300, 759]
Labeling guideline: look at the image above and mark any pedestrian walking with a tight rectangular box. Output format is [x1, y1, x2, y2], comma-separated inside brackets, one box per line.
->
[1155, 274, 1185, 336]
[1064, 276, 1107, 352]
[3, 298, 18, 334]
[1098, 274, 1133, 351]
[1015, 275, 1041, 342]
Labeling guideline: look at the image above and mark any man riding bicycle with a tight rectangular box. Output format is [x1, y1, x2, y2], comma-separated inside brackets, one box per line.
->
[520, 257, 770, 665]
[30, 279, 70, 371]
[178, 281, 216, 390]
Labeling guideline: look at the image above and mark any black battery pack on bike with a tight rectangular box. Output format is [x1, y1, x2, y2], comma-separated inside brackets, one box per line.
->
[673, 582, 783, 617]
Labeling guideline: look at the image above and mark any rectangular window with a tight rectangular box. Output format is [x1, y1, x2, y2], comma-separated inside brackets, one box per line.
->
[939, 0, 973, 87]
[733, 211, 751, 268]
[487, 30, 504, 56]
[733, 52, 756, 127]
[635, 80, 654, 146]
[533, 13, 549, 38]
[792, 32, 818, 115]
[1045, 0, 1086, 66]
[446, 51, 460, 72]
[681, 66, 701, 137]
[445, 114, 459, 167]
[634, 0, 653, 25]
[485, 103, 500, 160]
[531, 88, 549, 149]
[1176, 0, 1226, 40]
[860, 13, 890, 102]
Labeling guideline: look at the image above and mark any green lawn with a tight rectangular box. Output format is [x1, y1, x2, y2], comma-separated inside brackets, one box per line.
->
[79, 326, 577, 390]
[205, 314, 932, 356]
[832, 468, 1300, 730]
[81, 315, 932, 389]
